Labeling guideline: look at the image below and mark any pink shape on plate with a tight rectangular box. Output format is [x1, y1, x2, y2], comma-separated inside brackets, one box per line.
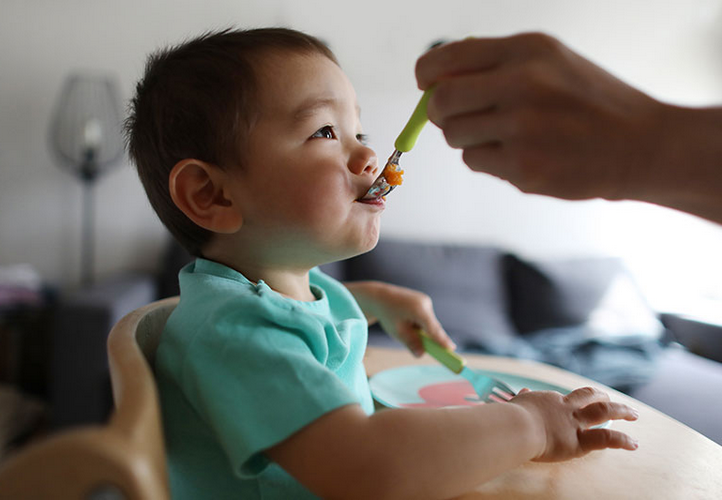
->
[401, 380, 485, 408]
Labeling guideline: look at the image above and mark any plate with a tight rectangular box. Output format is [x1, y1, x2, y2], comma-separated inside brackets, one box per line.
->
[369, 365, 610, 430]
[370, 365, 575, 409]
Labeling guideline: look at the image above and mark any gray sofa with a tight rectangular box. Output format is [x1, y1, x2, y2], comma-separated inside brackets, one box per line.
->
[50, 238, 722, 445]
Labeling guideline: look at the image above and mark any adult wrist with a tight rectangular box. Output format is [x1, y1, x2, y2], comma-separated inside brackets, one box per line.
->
[610, 98, 676, 203]
[639, 104, 722, 223]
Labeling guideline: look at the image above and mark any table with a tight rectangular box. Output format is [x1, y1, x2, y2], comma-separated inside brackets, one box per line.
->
[364, 346, 722, 499]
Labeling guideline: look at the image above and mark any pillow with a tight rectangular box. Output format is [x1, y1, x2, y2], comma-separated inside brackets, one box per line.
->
[345, 239, 517, 351]
[505, 254, 662, 340]
[504, 254, 621, 333]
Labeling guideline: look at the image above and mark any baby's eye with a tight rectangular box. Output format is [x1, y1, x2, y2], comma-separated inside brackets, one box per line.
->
[356, 134, 369, 146]
[311, 125, 336, 140]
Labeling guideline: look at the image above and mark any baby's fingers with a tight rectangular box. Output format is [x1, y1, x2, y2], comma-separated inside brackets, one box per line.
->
[579, 428, 639, 452]
[422, 322, 456, 351]
[564, 386, 610, 406]
[395, 323, 425, 357]
[576, 401, 639, 427]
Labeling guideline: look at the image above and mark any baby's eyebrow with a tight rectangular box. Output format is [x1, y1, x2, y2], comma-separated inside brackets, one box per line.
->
[292, 96, 361, 120]
[293, 97, 338, 120]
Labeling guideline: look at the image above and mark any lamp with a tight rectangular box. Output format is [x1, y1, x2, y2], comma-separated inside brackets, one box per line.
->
[49, 73, 124, 285]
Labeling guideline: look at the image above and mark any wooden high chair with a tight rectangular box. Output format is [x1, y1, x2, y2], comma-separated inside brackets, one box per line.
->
[0, 296, 179, 499]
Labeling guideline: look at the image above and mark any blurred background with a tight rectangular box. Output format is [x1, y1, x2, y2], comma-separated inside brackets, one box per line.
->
[2, 0, 722, 313]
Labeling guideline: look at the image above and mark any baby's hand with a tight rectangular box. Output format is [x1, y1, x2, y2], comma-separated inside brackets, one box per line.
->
[511, 386, 639, 462]
[345, 281, 454, 356]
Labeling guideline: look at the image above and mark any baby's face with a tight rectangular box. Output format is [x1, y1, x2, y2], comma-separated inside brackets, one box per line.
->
[228, 51, 384, 266]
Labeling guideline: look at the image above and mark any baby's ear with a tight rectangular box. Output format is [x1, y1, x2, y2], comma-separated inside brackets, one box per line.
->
[169, 159, 242, 234]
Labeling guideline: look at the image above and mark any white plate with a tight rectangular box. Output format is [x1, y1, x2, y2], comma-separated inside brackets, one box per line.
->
[370, 365, 611, 429]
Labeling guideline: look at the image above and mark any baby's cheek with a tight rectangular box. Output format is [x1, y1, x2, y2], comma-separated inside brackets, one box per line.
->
[284, 197, 345, 243]
[299, 187, 345, 221]
[301, 197, 338, 227]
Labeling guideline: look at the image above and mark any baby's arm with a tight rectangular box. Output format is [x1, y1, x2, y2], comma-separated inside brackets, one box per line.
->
[344, 281, 455, 356]
[266, 386, 637, 500]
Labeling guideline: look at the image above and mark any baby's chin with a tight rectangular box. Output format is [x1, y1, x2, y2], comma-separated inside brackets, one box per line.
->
[354, 224, 381, 255]
[323, 234, 380, 265]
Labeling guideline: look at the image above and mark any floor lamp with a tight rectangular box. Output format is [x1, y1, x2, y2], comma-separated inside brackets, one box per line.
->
[49, 73, 124, 285]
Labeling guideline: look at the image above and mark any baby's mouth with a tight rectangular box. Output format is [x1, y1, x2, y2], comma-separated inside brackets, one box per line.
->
[356, 194, 385, 206]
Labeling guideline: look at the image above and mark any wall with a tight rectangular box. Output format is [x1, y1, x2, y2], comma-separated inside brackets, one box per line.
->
[1, 0, 721, 312]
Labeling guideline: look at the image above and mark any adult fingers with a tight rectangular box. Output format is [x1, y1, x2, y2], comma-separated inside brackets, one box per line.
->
[427, 71, 507, 125]
[416, 32, 564, 89]
[579, 428, 639, 452]
[575, 401, 639, 427]
[440, 110, 503, 149]
[416, 37, 509, 89]
[460, 142, 508, 177]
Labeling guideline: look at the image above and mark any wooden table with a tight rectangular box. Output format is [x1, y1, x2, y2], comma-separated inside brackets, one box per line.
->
[364, 346, 722, 499]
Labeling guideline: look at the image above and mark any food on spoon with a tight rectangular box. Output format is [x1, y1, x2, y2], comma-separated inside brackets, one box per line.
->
[360, 155, 404, 200]
[382, 162, 404, 186]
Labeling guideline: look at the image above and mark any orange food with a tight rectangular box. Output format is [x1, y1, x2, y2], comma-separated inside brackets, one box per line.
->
[383, 164, 404, 186]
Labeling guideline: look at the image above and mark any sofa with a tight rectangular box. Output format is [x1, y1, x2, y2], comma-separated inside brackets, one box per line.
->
[50, 238, 722, 444]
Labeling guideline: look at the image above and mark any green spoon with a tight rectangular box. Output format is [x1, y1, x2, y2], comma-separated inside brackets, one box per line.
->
[361, 86, 434, 200]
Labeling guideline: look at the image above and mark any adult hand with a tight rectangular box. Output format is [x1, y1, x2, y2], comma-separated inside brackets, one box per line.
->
[416, 33, 666, 201]
[415, 33, 722, 224]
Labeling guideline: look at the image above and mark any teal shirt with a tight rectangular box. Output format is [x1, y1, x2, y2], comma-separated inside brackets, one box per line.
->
[155, 259, 374, 500]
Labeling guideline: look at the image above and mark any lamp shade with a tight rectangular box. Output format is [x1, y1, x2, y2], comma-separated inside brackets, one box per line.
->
[48, 72, 125, 285]
[49, 73, 124, 181]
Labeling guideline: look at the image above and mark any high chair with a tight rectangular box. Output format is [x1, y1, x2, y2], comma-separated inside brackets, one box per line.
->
[0, 296, 179, 499]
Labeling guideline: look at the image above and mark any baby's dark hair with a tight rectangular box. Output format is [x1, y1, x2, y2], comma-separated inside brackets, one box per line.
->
[125, 28, 337, 256]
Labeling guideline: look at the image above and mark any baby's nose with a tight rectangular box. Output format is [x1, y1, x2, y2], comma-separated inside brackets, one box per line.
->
[350, 147, 378, 177]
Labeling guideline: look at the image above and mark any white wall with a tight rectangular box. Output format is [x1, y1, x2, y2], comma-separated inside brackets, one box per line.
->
[1, 0, 721, 312]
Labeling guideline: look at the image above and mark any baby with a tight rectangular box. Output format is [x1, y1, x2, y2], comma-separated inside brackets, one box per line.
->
[125, 28, 638, 500]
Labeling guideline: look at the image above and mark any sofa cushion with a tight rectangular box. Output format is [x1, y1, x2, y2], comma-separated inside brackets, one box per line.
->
[505, 255, 625, 334]
[344, 239, 517, 351]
